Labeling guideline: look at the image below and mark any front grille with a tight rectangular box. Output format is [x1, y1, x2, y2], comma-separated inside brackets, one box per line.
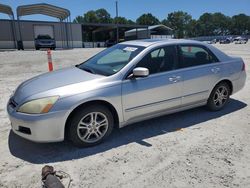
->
[41, 41, 52, 44]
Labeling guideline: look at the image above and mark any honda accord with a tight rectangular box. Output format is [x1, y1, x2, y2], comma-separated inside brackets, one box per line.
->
[7, 39, 246, 147]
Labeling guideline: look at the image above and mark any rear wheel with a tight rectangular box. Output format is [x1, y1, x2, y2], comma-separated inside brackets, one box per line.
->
[207, 82, 230, 111]
[68, 105, 114, 147]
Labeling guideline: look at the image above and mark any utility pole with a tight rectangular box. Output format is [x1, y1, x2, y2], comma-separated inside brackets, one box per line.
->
[115, 1, 119, 44]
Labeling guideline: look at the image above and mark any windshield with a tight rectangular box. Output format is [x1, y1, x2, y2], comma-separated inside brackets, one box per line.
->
[77, 44, 145, 76]
[37, 35, 52, 39]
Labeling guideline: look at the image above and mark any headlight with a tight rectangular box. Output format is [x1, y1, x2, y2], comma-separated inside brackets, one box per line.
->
[17, 96, 59, 114]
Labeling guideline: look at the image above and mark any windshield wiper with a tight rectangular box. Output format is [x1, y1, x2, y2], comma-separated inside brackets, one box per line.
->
[76, 65, 96, 74]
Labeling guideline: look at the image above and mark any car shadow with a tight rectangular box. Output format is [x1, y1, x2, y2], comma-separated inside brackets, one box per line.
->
[8, 98, 247, 164]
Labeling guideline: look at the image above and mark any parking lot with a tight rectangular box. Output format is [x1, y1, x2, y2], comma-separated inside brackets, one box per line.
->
[0, 43, 249, 187]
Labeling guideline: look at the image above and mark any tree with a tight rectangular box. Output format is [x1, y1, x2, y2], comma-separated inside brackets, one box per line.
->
[95, 8, 112, 23]
[127, 19, 135, 25]
[82, 10, 98, 23]
[197, 13, 232, 36]
[113, 16, 128, 24]
[231, 14, 250, 35]
[185, 19, 200, 37]
[161, 19, 170, 27]
[73, 9, 112, 24]
[136, 13, 160, 25]
[166, 11, 192, 38]
[73, 16, 84, 23]
[212, 13, 231, 35]
[197, 13, 214, 36]
[73, 10, 250, 37]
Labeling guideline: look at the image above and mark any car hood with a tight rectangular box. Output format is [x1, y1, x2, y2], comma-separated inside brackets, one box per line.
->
[36, 39, 54, 42]
[13, 67, 105, 104]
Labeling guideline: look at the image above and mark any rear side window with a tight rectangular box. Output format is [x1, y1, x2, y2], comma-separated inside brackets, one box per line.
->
[178, 45, 218, 68]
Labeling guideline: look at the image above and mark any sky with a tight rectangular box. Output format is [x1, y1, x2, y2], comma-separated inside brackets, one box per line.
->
[0, 0, 250, 21]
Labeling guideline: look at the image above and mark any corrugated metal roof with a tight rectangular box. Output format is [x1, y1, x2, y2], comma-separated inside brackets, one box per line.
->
[125, 24, 173, 34]
[0, 3, 14, 17]
[17, 3, 70, 20]
[148, 24, 173, 31]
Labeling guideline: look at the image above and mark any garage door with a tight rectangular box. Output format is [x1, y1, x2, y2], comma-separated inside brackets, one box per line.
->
[34, 25, 54, 39]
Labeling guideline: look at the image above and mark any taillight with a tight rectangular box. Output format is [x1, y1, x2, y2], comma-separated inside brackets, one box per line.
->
[242, 62, 245, 71]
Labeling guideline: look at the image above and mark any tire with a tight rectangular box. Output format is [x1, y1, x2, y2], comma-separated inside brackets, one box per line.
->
[35, 47, 39, 50]
[68, 105, 114, 147]
[207, 82, 230, 111]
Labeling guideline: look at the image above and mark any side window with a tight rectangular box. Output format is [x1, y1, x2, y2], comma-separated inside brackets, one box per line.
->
[136, 46, 176, 74]
[151, 48, 165, 58]
[178, 45, 218, 68]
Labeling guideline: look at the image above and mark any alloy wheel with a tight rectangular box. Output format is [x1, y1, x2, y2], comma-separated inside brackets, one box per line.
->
[213, 86, 229, 107]
[77, 112, 109, 143]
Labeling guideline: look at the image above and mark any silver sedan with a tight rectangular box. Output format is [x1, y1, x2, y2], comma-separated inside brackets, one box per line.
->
[7, 39, 246, 147]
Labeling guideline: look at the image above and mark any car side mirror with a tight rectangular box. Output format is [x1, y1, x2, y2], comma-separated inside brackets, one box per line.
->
[128, 67, 149, 79]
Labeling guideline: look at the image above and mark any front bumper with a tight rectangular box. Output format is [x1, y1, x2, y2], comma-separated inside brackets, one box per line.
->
[36, 44, 56, 48]
[7, 102, 67, 143]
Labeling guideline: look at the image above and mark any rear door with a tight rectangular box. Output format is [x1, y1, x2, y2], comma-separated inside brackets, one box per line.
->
[177, 44, 222, 105]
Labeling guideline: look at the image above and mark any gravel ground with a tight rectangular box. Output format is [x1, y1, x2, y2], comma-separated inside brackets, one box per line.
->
[0, 43, 249, 188]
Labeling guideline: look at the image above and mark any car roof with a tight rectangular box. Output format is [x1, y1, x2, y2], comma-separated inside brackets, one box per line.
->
[121, 38, 232, 62]
[121, 38, 204, 47]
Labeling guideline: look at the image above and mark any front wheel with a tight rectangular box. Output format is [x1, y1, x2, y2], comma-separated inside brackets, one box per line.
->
[207, 82, 230, 111]
[68, 105, 114, 147]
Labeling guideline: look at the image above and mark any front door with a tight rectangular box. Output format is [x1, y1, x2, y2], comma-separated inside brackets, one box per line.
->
[122, 45, 182, 122]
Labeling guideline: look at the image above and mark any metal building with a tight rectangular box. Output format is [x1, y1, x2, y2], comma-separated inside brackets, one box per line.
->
[81, 23, 148, 47]
[125, 25, 174, 40]
[16, 3, 74, 49]
[0, 3, 173, 50]
[0, 3, 17, 49]
[0, 3, 81, 50]
[11, 19, 82, 49]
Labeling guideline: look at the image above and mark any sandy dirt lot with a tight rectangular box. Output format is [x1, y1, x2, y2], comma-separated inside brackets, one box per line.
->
[0, 43, 249, 188]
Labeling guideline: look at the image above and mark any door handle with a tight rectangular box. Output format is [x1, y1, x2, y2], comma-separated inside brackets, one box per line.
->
[175, 76, 181, 80]
[211, 67, 220, 73]
[169, 76, 181, 82]
[169, 77, 176, 82]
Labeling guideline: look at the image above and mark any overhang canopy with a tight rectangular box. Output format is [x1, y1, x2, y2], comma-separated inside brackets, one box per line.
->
[126, 24, 173, 34]
[0, 3, 14, 17]
[17, 3, 70, 20]
[148, 24, 173, 31]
